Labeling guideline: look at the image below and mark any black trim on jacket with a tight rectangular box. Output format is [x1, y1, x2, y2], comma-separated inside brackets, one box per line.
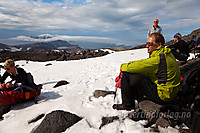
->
[156, 54, 167, 84]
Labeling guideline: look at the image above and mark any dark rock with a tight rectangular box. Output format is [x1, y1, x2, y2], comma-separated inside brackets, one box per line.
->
[93, 90, 115, 98]
[179, 128, 192, 133]
[149, 126, 160, 132]
[179, 57, 200, 76]
[28, 114, 45, 124]
[0, 105, 11, 120]
[53, 80, 69, 88]
[31, 110, 82, 133]
[155, 117, 170, 128]
[139, 100, 162, 114]
[56, 54, 67, 61]
[0, 47, 110, 62]
[45, 63, 52, 66]
[99, 116, 119, 129]
[128, 100, 176, 128]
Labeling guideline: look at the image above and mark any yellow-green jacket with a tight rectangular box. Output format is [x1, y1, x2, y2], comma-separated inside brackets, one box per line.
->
[120, 45, 181, 102]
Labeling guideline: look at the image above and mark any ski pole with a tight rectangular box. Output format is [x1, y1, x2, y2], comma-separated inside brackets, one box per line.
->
[114, 86, 118, 101]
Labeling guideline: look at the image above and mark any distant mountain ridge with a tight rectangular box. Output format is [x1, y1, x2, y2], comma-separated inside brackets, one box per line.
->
[0, 43, 10, 50]
[1, 28, 200, 51]
[30, 34, 54, 39]
[68, 41, 129, 49]
[15, 40, 82, 51]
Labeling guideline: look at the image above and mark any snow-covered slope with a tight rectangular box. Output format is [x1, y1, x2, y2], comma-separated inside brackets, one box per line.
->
[0, 48, 183, 133]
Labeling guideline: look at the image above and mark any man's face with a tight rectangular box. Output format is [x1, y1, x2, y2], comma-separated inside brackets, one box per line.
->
[153, 19, 158, 26]
[4, 65, 15, 73]
[146, 37, 160, 54]
[173, 37, 178, 42]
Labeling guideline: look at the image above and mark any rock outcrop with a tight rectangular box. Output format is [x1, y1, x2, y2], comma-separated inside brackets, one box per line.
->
[0, 49, 109, 63]
[31, 110, 82, 133]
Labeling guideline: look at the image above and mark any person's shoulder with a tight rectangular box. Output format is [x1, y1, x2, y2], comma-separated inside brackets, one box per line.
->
[3, 71, 9, 76]
[180, 39, 187, 44]
[157, 25, 162, 29]
[16, 67, 26, 73]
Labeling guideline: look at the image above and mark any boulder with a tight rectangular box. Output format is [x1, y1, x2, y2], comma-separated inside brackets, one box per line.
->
[53, 80, 69, 88]
[0, 105, 11, 120]
[99, 116, 119, 129]
[31, 110, 82, 133]
[93, 90, 115, 98]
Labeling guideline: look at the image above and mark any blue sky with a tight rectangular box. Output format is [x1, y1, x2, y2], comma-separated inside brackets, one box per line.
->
[0, 0, 200, 46]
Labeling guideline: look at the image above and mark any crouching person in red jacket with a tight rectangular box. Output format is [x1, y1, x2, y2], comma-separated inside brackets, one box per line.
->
[0, 59, 36, 91]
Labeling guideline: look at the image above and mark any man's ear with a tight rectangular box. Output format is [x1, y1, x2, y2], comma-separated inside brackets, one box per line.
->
[159, 42, 162, 46]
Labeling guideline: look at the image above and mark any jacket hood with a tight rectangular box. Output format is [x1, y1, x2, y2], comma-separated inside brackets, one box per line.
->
[150, 45, 171, 57]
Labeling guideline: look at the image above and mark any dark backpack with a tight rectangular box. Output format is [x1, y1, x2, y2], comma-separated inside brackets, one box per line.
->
[179, 63, 200, 108]
[179, 62, 200, 133]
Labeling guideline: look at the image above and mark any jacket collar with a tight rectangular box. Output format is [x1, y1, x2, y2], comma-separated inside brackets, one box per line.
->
[150, 45, 169, 57]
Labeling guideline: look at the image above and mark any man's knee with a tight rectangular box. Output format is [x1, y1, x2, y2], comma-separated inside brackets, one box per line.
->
[122, 73, 146, 86]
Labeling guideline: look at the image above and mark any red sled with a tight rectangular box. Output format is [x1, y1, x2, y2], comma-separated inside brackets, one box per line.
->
[0, 85, 42, 106]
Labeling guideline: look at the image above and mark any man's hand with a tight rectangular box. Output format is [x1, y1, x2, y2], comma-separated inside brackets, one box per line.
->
[195, 45, 200, 48]
[0, 83, 6, 90]
[115, 70, 123, 88]
[0, 84, 3, 90]
[5, 83, 14, 88]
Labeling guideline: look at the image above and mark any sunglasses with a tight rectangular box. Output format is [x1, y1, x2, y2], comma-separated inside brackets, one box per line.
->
[146, 42, 154, 46]
[154, 21, 158, 23]
[4, 67, 10, 70]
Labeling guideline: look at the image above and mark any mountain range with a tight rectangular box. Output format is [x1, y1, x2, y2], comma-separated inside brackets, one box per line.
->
[1, 28, 200, 51]
[0, 38, 129, 52]
[0, 43, 10, 49]
[15, 40, 82, 51]
[0, 34, 131, 50]
[0, 40, 82, 52]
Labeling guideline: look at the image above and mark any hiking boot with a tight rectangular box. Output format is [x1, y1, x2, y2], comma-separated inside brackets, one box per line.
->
[112, 104, 134, 111]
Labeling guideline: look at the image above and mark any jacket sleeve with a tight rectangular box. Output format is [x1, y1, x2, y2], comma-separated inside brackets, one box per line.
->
[16, 68, 28, 85]
[120, 56, 160, 75]
[167, 41, 181, 50]
[0, 72, 9, 84]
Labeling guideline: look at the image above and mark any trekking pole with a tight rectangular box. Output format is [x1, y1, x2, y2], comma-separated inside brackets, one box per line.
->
[194, 47, 196, 58]
[114, 86, 118, 102]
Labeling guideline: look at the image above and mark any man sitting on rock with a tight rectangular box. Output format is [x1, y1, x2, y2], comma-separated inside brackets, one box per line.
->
[113, 33, 181, 111]
[0, 59, 37, 91]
